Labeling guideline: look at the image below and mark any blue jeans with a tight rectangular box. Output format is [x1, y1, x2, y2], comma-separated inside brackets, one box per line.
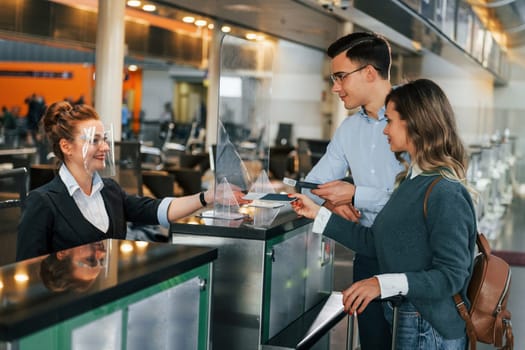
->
[383, 301, 467, 350]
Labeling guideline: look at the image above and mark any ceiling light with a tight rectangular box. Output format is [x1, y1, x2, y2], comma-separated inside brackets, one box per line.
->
[183, 16, 195, 23]
[208, 23, 215, 30]
[221, 25, 231, 33]
[195, 19, 207, 27]
[127, 0, 141, 7]
[142, 4, 156, 12]
[245, 33, 257, 40]
[128, 64, 138, 72]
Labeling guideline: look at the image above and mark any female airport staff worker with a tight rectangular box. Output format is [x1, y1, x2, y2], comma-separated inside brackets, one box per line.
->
[17, 101, 217, 261]
[290, 79, 477, 349]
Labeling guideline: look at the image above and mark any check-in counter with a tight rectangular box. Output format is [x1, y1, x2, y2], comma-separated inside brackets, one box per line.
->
[0, 239, 217, 350]
[0, 147, 37, 169]
[170, 207, 336, 350]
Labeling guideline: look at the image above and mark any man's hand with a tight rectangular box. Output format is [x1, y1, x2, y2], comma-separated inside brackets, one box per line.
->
[311, 180, 355, 206]
[325, 202, 361, 222]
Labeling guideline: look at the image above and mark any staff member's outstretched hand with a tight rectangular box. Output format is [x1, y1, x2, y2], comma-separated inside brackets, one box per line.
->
[289, 193, 321, 219]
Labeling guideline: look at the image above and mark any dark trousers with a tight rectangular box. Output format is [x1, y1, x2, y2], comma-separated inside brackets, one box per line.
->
[353, 254, 392, 350]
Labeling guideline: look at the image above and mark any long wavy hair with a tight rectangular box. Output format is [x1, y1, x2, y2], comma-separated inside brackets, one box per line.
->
[385, 79, 468, 185]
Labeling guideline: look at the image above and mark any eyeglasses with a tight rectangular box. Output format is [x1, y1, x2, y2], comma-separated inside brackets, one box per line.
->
[74, 256, 106, 268]
[329, 65, 368, 85]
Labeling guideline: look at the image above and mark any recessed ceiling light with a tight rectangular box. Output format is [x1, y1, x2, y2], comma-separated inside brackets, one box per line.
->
[224, 4, 261, 12]
[128, 65, 138, 71]
[183, 16, 195, 23]
[245, 33, 257, 40]
[127, 0, 141, 7]
[221, 25, 231, 33]
[208, 23, 215, 30]
[142, 4, 156, 12]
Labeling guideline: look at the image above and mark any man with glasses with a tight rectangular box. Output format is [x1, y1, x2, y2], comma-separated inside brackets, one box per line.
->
[304, 32, 406, 349]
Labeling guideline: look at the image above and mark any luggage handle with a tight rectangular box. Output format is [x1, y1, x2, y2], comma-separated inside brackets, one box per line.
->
[371, 295, 404, 350]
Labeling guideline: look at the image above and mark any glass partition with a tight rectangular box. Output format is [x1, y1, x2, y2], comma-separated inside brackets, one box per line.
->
[211, 34, 275, 219]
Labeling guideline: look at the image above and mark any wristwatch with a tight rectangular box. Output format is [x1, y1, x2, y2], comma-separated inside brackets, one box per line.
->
[199, 191, 207, 207]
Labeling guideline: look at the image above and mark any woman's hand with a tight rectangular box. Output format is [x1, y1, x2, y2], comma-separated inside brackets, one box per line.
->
[210, 183, 251, 206]
[289, 193, 321, 219]
[341, 277, 381, 315]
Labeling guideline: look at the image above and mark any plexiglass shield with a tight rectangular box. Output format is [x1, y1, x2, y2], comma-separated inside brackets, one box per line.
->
[210, 34, 273, 220]
[80, 124, 115, 177]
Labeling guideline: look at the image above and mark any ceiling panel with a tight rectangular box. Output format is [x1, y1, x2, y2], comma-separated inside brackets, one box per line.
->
[160, 0, 342, 50]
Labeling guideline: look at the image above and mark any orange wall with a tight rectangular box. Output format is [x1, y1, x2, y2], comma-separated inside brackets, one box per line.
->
[123, 69, 143, 134]
[0, 62, 143, 135]
[0, 62, 95, 117]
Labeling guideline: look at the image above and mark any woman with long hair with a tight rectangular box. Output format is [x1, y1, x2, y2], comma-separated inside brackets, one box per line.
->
[291, 79, 477, 349]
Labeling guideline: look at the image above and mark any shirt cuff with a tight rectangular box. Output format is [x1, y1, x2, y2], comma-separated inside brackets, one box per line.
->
[157, 197, 175, 228]
[312, 206, 332, 234]
[376, 273, 409, 298]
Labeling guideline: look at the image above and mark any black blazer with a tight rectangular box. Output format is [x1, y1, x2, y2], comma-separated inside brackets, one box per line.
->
[17, 176, 162, 261]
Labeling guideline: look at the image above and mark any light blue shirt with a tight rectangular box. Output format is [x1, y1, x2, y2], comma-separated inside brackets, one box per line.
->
[59, 165, 173, 229]
[305, 106, 405, 227]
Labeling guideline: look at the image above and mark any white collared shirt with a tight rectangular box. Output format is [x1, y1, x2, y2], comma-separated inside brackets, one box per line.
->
[409, 162, 423, 179]
[59, 165, 109, 232]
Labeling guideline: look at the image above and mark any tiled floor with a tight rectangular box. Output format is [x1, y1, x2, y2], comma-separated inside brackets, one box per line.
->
[329, 192, 525, 350]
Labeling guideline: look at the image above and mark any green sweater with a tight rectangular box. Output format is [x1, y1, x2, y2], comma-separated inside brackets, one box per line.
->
[324, 174, 477, 339]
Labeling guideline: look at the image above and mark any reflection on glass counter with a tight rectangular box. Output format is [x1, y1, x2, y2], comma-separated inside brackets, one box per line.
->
[39, 241, 108, 292]
[0, 239, 216, 350]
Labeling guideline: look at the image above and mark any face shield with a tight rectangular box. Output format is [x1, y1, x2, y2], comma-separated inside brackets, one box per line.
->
[80, 124, 115, 177]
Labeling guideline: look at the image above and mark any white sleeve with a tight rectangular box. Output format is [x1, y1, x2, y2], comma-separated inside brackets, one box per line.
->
[312, 206, 332, 234]
[376, 273, 409, 298]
